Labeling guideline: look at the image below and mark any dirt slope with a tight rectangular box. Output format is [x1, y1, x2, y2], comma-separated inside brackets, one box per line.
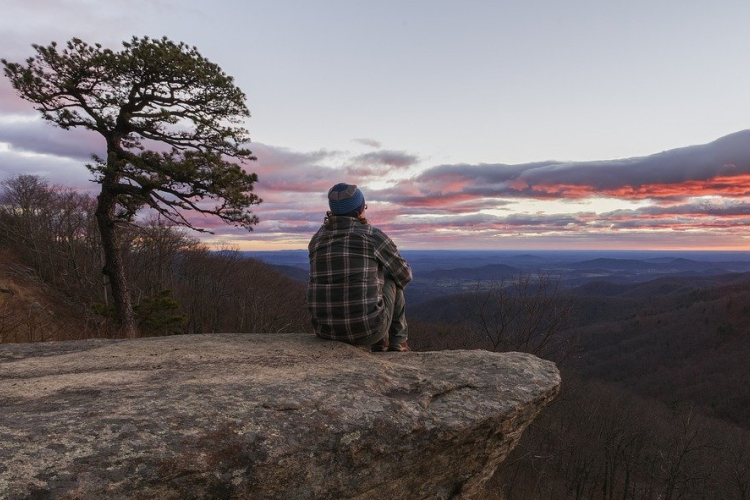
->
[0, 248, 87, 343]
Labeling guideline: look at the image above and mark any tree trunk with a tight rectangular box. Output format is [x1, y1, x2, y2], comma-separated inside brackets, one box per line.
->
[95, 185, 138, 338]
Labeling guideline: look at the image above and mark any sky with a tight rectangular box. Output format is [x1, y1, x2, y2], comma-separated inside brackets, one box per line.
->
[2, 0, 750, 250]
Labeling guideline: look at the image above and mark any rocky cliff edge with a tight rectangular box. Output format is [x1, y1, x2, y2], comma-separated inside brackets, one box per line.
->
[0, 333, 560, 500]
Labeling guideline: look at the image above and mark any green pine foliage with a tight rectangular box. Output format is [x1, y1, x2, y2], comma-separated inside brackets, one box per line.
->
[134, 289, 186, 335]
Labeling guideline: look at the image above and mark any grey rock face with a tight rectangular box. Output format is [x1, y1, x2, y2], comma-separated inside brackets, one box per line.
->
[0, 333, 560, 500]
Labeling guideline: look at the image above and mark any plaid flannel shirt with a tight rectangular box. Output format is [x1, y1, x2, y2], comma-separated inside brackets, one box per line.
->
[307, 216, 412, 343]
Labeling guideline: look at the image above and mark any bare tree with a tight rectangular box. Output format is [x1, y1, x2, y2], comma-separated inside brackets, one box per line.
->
[1, 175, 102, 303]
[465, 272, 574, 359]
[727, 428, 750, 500]
[0, 290, 24, 343]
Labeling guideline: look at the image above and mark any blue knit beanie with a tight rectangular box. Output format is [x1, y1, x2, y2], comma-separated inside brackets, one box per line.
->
[328, 183, 366, 216]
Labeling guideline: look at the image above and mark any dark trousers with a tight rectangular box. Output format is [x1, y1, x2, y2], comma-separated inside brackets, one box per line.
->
[381, 277, 408, 345]
[352, 277, 408, 346]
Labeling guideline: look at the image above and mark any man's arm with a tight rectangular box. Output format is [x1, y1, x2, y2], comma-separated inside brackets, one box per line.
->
[373, 231, 412, 288]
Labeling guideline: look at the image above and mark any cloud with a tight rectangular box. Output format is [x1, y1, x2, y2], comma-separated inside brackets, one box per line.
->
[250, 143, 344, 196]
[352, 138, 382, 148]
[345, 150, 420, 177]
[0, 147, 96, 191]
[591, 200, 750, 232]
[604, 200, 750, 219]
[0, 117, 104, 161]
[352, 150, 418, 169]
[409, 130, 750, 203]
[387, 211, 594, 234]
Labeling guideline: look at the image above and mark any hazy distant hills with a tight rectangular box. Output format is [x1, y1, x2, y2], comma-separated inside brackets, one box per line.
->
[249, 250, 750, 305]
[420, 263, 518, 281]
[565, 258, 660, 271]
[564, 257, 750, 274]
[407, 255, 750, 302]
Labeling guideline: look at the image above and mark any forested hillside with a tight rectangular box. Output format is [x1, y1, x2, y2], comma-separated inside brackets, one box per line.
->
[0, 175, 310, 342]
[409, 275, 750, 499]
[571, 279, 750, 427]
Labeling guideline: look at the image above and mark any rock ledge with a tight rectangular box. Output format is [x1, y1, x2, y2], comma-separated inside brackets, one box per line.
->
[0, 333, 560, 500]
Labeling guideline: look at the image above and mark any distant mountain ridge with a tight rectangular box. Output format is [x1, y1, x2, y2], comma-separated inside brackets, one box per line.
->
[421, 263, 519, 281]
[253, 251, 750, 305]
[566, 258, 663, 271]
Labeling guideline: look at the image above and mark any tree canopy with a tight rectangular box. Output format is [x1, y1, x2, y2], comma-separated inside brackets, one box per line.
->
[2, 36, 260, 230]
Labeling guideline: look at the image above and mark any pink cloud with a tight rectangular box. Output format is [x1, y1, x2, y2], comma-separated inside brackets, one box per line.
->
[406, 130, 750, 203]
[250, 143, 344, 195]
[350, 150, 419, 169]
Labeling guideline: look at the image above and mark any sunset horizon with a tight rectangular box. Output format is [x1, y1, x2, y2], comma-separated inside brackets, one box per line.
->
[3, 1, 750, 253]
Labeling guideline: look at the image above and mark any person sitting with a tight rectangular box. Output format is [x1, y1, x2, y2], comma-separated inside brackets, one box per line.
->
[307, 183, 412, 352]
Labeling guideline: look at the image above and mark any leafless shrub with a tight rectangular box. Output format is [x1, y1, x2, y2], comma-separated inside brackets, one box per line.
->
[463, 272, 575, 360]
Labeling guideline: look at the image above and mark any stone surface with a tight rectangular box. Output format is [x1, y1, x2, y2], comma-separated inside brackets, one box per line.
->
[0, 333, 560, 500]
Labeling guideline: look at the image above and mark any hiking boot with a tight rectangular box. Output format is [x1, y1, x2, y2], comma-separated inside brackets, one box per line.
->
[388, 341, 410, 352]
[370, 338, 389, 352]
